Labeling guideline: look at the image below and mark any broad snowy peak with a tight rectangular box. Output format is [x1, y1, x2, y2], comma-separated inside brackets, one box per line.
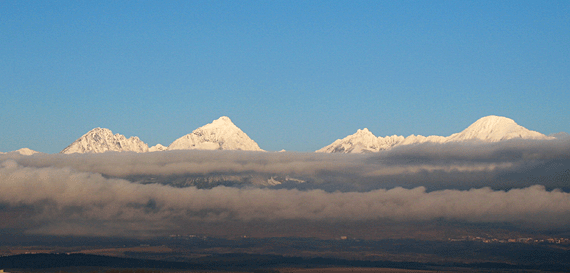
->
[167, 116, 263, 151]
[1, 148, 41, 155]
[61, 128, 149, 154]
[318, 115, 553, 153]
[447, 115, 549, 142]
[13, 148, 41, 155]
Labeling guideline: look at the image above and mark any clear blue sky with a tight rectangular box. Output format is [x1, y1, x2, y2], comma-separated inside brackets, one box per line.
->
[1, 0, 569, 153]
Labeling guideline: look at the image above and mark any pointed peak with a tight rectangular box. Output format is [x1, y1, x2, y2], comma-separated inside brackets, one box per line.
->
[168, 116, 263, 151]
[201, 116, 238, 130]
[213, 116, 233, 124]
[354, 128, 374, 136]
[197, 116, 241, 132]
[86, 127, 113, 135]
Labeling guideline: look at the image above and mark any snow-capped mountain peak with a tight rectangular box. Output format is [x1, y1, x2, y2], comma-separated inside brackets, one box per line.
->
[167, 116, 264, 151]
[211, 116, 232, 124]
[61, 128, 149, 154]
[3, 148, 41, 155]
[15, 148, 40, 155]
[318, 115, 554, 153]
[316, 128, 383, 153]
[447, 115, 550, 142]
[149, 144, 167, 152]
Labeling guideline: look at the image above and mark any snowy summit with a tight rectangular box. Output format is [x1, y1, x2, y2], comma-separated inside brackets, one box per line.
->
[58, 115, 555, 154]
[168, 116, 263, 151]
[149, 144, 167, 152]
[13, 148, 41, 155]
[446, 115, 548, 142]
[61, 128, 149, 154]
[317, 115, 554, 153]
[0, 148, 42, 155]
[60, 116, 264, 154]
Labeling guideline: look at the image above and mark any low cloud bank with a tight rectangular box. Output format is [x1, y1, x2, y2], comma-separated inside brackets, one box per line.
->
[4, 138, 570, 191]
[1, 155, 569, 236]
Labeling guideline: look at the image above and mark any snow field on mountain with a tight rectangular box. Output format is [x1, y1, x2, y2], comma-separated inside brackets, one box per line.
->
[47, 115, 558, 155]
[317, 116, 554, 153]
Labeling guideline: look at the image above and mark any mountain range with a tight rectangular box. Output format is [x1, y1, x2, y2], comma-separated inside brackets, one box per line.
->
[0, 115, 559, 155]
[317, 115, 554, 153]
[60, 116, 263, 154]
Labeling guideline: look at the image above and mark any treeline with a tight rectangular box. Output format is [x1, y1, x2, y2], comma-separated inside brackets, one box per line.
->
[1, 252, 569, 272]
[103, 270, 161, 273]
[0, 253, 192, 269]
[57, 269, 275, 273]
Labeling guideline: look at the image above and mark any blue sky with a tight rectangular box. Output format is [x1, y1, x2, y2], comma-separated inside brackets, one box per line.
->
[1, 0, 569, 153]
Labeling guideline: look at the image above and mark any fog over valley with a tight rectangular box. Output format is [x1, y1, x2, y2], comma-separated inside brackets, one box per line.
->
[1, 136, 569, 238]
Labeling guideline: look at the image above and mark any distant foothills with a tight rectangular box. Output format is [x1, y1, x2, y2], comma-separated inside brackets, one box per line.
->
[1, 115, 566, 155]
